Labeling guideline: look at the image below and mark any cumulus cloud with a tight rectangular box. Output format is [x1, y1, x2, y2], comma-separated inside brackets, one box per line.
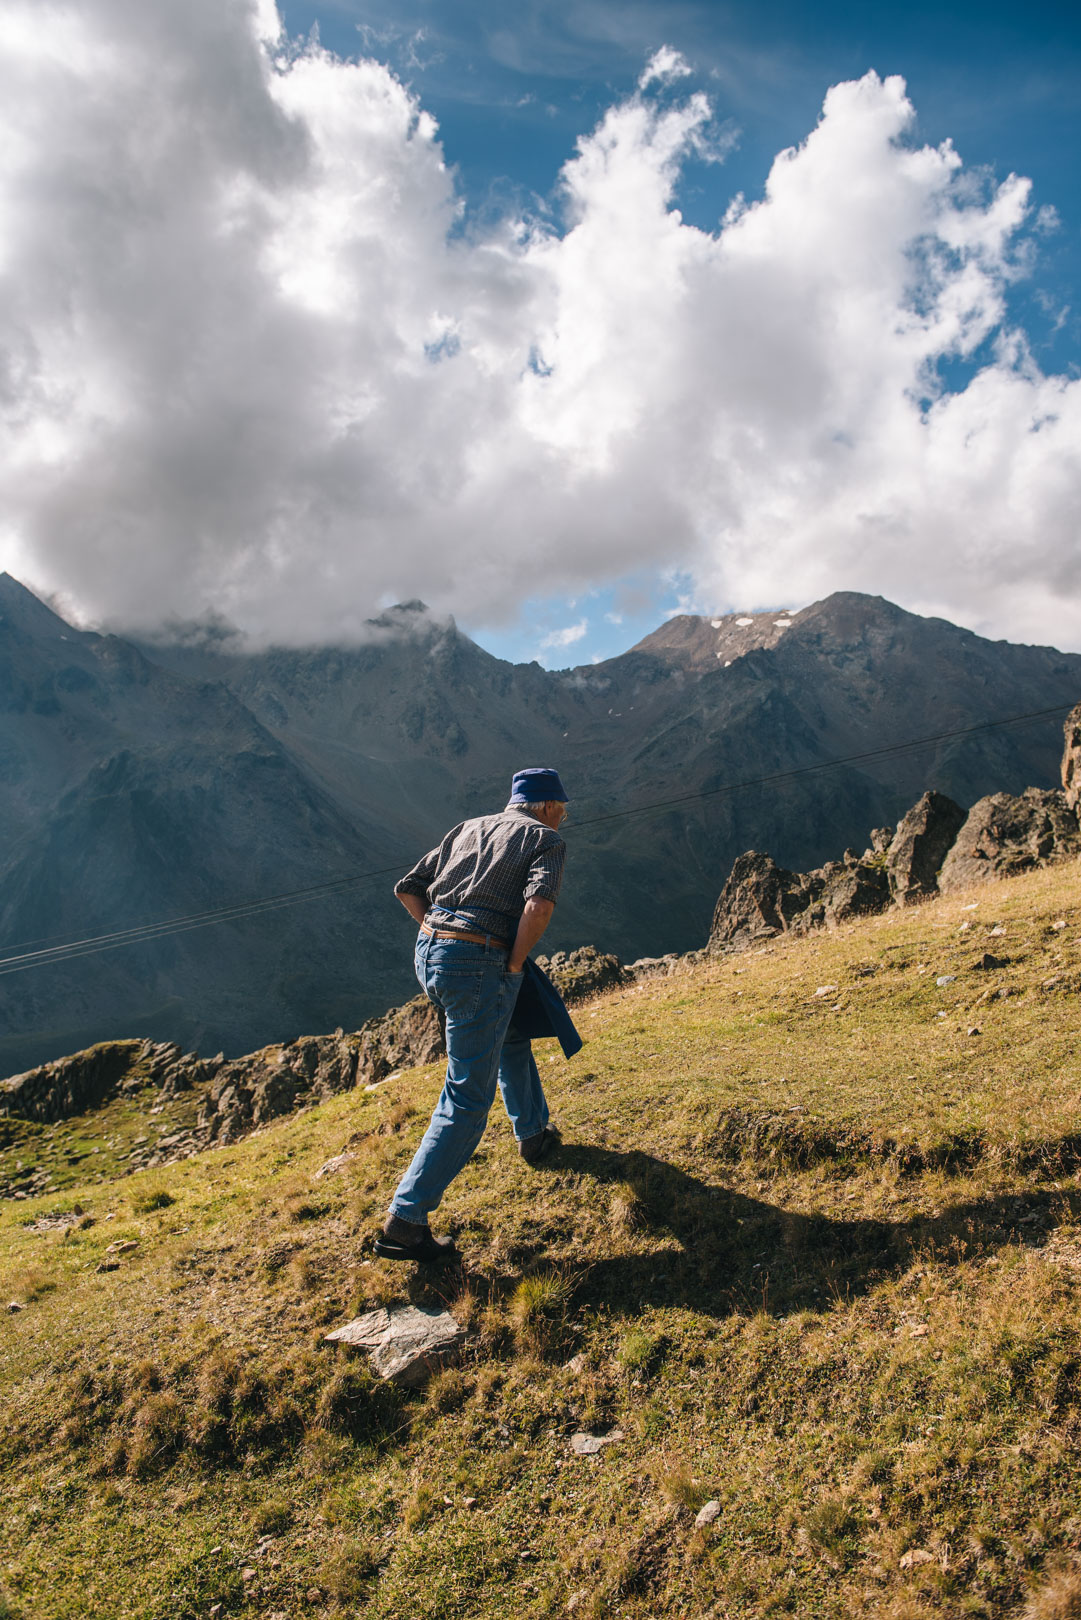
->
[0, 0, 1079, 648]
[539, 618, 589, 649]
[638, 45, 693, 91]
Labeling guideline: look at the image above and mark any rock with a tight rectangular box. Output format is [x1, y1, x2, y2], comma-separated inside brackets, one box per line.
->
[820, 859, 890, 924]
[900, 1548, 936, 1569]
[814, 985, 839, 997]
[939, 788, 1081, 893]
[935, 976, 955, 987]
[974, 953, 1007, 971]
[534, 947, 631, 1003]
[354, 996, 445, 1084]
[324, 1305, 467, 1386]
[626, 954, 682, 981]
[869, 826, 894, 854]
[708, 848, 890, 953]
[708, 852, 822, 950]
[1063, 702, 1081, 815]
[886, 790, 967, 905]
[694, 1500, 721, 1528]
[0, 1040, 148, 1123]
[569, 1429, 624, 1456]
[7, 1300, 23, 1312]
[314, 1152, 358, 1179]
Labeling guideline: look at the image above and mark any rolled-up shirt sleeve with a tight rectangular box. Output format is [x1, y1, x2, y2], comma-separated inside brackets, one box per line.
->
[394, 844, 440, 901]
[523, 838, 566, 904]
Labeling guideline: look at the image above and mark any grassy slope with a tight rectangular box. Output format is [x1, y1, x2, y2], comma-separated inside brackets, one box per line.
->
[4, 863, 1081, 1619]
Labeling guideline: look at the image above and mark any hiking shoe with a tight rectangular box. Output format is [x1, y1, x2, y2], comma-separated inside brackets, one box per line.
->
[519, 1125, 561, 1166]
[374, 1213, 459, 1264]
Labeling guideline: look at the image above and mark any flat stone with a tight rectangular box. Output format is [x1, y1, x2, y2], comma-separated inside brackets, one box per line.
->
[694, 1500, 721, 1528]
[313, 1152, 357, 1179]
[324, 1305, 467, 1386]
[569, 1429, 624, 1456]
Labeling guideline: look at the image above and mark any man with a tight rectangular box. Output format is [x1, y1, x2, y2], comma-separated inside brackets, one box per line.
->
[375, 767, 570, 1263]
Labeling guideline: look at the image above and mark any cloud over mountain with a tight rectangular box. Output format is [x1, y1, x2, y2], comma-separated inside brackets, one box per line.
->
[0, 0, 1078, 645]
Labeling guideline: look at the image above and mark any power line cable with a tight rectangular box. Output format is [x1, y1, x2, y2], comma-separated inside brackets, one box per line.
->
[0, 697, 1073, 979]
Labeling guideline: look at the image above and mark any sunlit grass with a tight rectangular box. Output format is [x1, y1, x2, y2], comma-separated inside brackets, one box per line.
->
[2, 861, 1081, 1615]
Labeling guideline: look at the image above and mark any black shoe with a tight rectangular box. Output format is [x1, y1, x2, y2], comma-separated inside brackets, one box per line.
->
[519, 1125, 561, 1166]
[374, 1215, 459, 1264]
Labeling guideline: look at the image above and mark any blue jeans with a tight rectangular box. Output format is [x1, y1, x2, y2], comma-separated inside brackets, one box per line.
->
[389, 932, 550, 1223]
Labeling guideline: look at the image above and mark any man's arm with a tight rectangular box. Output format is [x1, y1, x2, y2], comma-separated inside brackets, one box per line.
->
[508, 896, 554, 973]
[397, 890, 428, 925]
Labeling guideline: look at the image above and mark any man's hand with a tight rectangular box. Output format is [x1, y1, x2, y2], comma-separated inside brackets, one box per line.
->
[396, 891, 428, 925]
[508, 896, 554, 973]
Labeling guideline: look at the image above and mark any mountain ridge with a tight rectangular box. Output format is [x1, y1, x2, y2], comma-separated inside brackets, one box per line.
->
[1, 576, 1079, 1072]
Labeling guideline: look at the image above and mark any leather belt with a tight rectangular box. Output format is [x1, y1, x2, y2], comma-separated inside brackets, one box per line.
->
[420, 923, 512, 950]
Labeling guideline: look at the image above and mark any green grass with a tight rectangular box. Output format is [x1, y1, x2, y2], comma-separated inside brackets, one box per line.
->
[4, 862, 1081, 1616]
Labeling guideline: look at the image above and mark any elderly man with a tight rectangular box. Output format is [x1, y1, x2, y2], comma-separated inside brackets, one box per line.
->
[375, 767, 570, 1263]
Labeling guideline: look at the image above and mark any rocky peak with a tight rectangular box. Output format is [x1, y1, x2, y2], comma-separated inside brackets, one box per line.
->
[628, 606, 803, 673]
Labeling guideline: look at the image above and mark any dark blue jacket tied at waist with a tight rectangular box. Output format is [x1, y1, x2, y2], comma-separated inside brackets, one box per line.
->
[511, 958, 583, 1059]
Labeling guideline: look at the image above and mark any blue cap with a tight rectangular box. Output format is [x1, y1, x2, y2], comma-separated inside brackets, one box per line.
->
[509, 767, 569, 804]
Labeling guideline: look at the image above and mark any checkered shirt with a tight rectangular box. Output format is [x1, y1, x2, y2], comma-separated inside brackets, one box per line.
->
[394, 804, 566, 941]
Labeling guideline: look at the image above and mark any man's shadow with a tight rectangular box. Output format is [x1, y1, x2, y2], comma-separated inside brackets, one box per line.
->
[532, 1143, 1076, 1318]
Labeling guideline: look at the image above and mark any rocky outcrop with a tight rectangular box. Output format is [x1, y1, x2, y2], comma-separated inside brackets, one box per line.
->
[939, 788, 1081, 893]
[0, 1038, 187, 1123]
[886, 790, 967, 905]
[196, 996, 446, 1144]
[707, 847, 890, 952]
[534, 946, 631, 1003]
[708, 853, 819, 951]
[1063, 703, 1081, 815]
[354, 996, 445, 1083]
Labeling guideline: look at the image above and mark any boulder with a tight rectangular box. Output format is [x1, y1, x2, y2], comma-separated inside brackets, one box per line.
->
[708, 848, 890, 952]
[354, 995, 445, 1085]
[886, 790, 967, 905]
[534, 946, 630, 1003]
[708, 851, 823, 951]
[1063, 703, 1081, 816]
[939, 788, 1081, 893]
[820, 858, 890, 923]
[324, 1305, 467, 1386]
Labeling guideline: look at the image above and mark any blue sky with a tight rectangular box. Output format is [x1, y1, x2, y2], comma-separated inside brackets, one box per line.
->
[271, 0, 1081, 666]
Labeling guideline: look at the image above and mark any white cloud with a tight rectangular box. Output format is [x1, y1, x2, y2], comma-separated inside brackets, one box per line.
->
[0, 2, 1079, 649]
[539, 618, 589, 649]
[638, 45, 692, 91]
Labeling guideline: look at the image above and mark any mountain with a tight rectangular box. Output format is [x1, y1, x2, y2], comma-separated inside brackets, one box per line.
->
[1, 574, 1078, 1072]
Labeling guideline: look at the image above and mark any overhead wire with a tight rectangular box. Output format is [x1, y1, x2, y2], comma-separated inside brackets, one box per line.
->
[0, 697, 1073, 979]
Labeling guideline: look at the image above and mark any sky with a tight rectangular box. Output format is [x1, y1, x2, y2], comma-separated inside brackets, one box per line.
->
[1, 0, 1079, 668]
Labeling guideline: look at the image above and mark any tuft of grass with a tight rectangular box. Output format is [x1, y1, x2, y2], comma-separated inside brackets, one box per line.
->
[1024, 1566, 1081, 1620]
[322, 1536, 380, 1600]
[508, 1269, 572, 1353]
[250, 1496, 292, 1537]
[609, 1180, 645, 1233]
[618, 1327, 664, 1375]
[403, 1483, 437, 1532]
[132, 1189, 175, 1213]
